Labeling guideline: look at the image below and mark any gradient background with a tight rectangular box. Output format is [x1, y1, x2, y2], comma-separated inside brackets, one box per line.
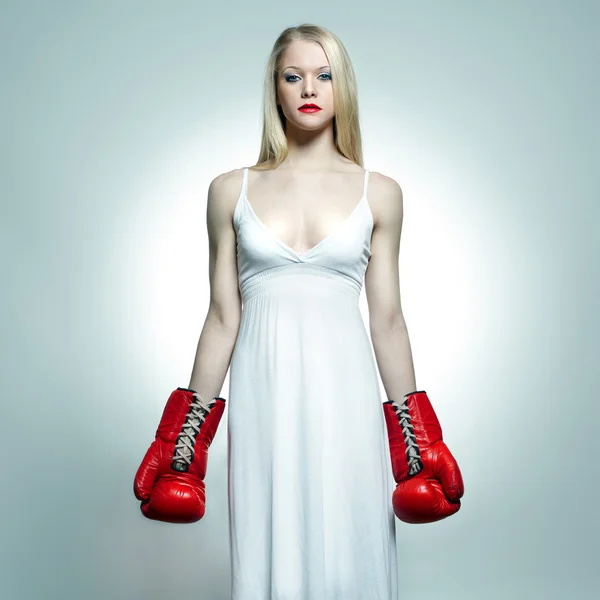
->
[2, 1, 598, 599]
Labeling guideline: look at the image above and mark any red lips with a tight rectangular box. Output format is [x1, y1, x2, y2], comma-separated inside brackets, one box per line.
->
[299, 104, 321, 109]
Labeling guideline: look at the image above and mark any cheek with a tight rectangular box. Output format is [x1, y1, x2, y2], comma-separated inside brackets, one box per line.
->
[279, 94, 298, 115]
[279, 89, 293, 104]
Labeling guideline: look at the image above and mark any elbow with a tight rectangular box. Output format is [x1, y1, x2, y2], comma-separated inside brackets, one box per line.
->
[208, 304, 241, 337]
[370, 312, 406, 336]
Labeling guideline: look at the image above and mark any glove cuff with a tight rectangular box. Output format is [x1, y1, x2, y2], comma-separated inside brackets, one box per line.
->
[156, 387, 227, 472]
[388, 391, 443, 440]
[382, 390, 444, 480]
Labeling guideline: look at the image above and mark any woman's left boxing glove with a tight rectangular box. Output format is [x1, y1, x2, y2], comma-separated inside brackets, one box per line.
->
[133, 387, 226, 524]
[383, 390, 464, 524]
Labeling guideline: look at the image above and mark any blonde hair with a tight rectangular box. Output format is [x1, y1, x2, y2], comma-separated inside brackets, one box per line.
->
[253, 23, 364, 170]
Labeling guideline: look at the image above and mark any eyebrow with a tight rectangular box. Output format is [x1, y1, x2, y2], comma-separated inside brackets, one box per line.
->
[282, 65, 330, 71]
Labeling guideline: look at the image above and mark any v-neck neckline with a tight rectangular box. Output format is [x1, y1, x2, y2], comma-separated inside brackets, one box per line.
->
[242, 169, 369, 259]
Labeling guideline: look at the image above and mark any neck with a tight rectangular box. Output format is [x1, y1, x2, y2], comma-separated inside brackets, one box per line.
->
[282, 120, 340, 170]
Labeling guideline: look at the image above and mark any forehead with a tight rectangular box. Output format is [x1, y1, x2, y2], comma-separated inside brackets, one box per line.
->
[279, 40, 329, 69]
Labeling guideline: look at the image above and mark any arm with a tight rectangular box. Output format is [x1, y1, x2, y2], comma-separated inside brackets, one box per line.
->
[364, 174, 417, 399]
[133, 170, 241, 523]
[188, 169, 242, 405]
[366, 175, 464, 524]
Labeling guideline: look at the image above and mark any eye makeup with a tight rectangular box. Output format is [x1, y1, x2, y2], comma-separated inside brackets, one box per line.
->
[284, 72, 332, 82]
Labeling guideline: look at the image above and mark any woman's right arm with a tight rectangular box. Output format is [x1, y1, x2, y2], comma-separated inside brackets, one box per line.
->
[187, 169, 242, 406]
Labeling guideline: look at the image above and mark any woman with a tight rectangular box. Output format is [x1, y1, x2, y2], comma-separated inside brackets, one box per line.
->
[134, 23, 464, 600]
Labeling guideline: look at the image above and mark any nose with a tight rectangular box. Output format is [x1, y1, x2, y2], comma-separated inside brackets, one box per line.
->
[302, 78, 318, 98]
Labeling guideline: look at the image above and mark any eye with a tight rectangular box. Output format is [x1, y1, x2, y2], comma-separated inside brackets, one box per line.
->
[284, 72, 332, 82]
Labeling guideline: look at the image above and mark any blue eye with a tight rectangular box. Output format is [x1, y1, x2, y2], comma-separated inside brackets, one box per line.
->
[285, 73, 332, 82]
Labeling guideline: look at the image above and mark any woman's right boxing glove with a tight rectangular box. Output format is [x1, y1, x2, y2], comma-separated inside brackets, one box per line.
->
[133, 387, 226, 524]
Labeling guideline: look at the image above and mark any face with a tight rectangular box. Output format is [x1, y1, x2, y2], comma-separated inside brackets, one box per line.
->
[276, 40, 334, 132]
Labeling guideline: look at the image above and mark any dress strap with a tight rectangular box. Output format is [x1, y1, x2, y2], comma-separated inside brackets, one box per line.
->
[363, 169, 370, 198]
[241, 167, 249, 197]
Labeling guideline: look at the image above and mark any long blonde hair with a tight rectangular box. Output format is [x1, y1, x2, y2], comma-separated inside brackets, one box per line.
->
[253, 24, 364, 170]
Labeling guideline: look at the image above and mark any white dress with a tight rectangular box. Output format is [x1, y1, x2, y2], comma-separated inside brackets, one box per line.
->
[227, 167, 398, 600]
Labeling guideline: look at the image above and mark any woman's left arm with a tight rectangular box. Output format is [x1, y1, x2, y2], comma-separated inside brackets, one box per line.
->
[364, 173, 417, 399]
[365, 173, 464, 525]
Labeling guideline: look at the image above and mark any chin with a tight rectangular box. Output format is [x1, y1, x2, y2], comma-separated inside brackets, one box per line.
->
[289, 115, 333, 130]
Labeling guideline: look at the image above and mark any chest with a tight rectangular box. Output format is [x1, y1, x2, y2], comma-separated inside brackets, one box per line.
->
[243, 169, 371, 254]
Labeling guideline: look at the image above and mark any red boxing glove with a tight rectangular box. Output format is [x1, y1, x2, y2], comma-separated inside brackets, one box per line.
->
[382, 390, 464, 524]
[133, 387, 226, 524]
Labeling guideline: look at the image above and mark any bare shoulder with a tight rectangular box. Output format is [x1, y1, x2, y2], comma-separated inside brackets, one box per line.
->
[208, 167, 244, 202]
[368, 170, 404, 230]
[206, 167, 245, 224]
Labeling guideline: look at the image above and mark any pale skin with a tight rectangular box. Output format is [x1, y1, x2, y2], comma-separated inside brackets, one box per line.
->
[189, 40, 416, 410]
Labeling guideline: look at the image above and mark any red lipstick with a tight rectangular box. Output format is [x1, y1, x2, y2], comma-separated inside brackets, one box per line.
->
[299, 103, 321, 113]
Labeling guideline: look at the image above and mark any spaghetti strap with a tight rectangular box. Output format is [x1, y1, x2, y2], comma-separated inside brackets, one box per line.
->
[363, 168, 370, 199]
[241, 167, 249, 197]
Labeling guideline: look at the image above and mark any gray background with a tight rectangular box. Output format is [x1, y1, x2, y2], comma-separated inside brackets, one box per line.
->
[1, 1, 598, 599]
